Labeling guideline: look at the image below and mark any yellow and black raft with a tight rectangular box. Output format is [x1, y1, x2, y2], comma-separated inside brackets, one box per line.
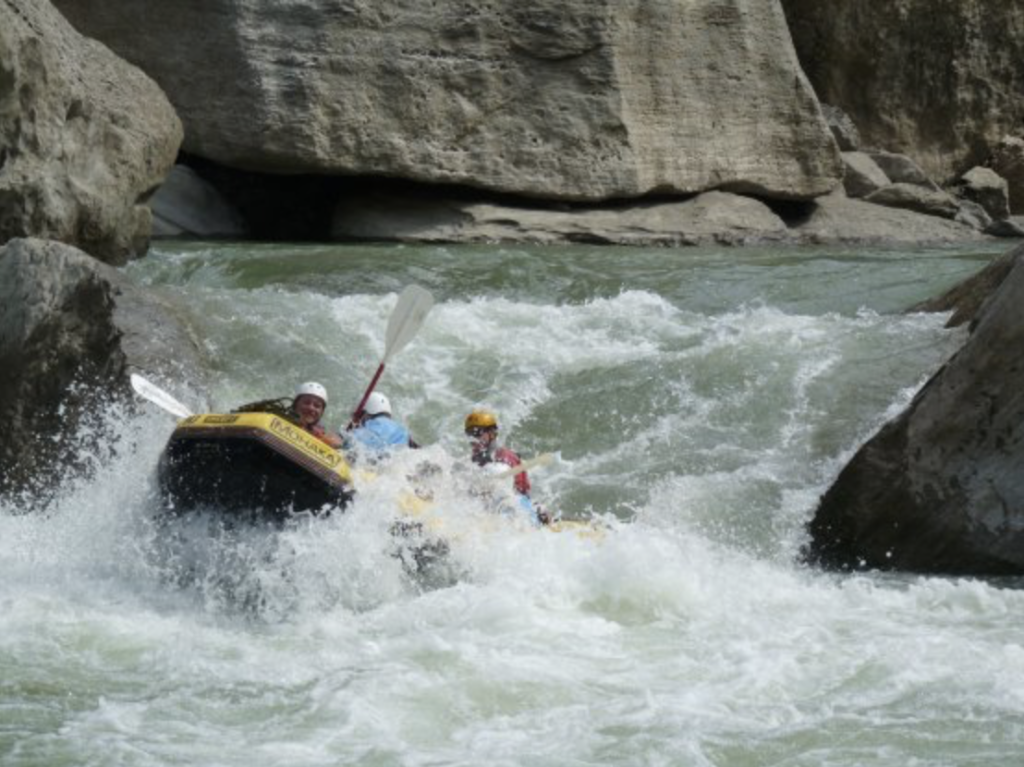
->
[158, 412, 354, 521]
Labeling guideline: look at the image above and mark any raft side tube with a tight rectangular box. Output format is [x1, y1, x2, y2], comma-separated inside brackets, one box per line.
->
[157, 413, 354, 520]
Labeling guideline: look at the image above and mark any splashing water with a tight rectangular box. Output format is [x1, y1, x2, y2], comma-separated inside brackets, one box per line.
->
[3, 241, 1023, 766]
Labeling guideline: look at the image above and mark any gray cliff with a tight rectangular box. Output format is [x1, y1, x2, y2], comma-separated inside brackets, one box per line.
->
[52, 0, 841, 202]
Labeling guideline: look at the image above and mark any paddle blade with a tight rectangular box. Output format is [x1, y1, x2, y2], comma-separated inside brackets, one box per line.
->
[130, 373, 194, 419]
[383, 285, 434, 362]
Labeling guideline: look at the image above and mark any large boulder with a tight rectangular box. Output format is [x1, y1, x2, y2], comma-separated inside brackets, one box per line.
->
[53, 0, 841, 203]
[782, 0, 1024, 185]
[806, 244, 1024, 575]
[0, 238, 203, 496]
[0, 0, 181, 265]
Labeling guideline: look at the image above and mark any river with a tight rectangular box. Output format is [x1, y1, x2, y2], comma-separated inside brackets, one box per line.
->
[3, 240, 1022, 766]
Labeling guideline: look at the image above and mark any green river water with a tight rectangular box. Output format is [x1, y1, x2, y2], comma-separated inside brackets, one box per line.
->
[2, 239, 1022, 766]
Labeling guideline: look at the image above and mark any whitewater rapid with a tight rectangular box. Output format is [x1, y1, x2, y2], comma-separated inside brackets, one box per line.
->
[3, 241, 1022, 766]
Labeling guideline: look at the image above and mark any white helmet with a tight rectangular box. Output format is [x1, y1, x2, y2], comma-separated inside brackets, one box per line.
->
[295, 381, 328, 405]
[364, 391, 391, 416]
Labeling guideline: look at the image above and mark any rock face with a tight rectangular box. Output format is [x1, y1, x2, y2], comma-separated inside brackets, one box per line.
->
[990, 137, 1024, 215]
[150, 165, 246, 238]
[807, 244, 1024, 575]
[781, 0, 1024, 185]
[0, 0, 182, 265]
[53, 0, 840, 202]
[0, 238, 203, 495]
[333, 190, 790, 246]
[331, 184, 988, 247]
[791, 189, 984, 245]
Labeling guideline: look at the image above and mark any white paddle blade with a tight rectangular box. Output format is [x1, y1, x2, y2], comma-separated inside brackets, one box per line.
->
[130, 373, 194, 419]
[384, 285, 434, 361]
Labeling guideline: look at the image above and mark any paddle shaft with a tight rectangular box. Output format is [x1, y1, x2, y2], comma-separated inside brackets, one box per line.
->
[348, 362, 385, 429]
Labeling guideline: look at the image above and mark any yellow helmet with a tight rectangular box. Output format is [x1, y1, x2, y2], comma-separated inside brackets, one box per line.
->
[464, 410, 498, 433]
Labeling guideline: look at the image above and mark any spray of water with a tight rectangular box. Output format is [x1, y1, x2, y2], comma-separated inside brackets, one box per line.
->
[5, 243, 1021, 765]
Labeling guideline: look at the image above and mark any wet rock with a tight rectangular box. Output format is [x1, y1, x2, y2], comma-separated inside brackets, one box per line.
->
[0, 238, 203, 496]
[0, 0, 181, 264]
[53, 0, 840, 203]
[807, 243, 1024, 575]
[910, 247, 1018, 328]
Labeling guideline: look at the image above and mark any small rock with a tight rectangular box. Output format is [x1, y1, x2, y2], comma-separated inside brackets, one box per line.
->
[868, 151, 941, 191]
[842, 152, 890, 198]
[959, 166, 1011, 221]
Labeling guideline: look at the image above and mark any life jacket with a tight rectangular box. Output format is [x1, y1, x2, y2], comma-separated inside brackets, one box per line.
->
[351, 415, 412, 453]
[473, 444, 531, 496]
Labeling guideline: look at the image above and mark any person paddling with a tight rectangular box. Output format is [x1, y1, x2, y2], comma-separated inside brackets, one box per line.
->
[347, 391, 419, 456]
[292, 381, 342, 449]
[465, 409, 550, 525]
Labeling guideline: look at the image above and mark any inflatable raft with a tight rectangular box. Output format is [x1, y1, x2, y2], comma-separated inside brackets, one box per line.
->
[157, 412, 354, 521]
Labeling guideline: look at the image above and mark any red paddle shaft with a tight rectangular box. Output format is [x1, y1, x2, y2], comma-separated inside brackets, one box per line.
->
[348, 362, 385, 430]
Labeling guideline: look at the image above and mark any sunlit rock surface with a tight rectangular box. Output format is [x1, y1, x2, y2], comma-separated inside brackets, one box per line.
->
[789, 189, 984, 245]
[0, 0, 181, 264]
[782, 0, 1024, 184]
[332, 190, 791, 246]
[53, 0, 840, 202]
